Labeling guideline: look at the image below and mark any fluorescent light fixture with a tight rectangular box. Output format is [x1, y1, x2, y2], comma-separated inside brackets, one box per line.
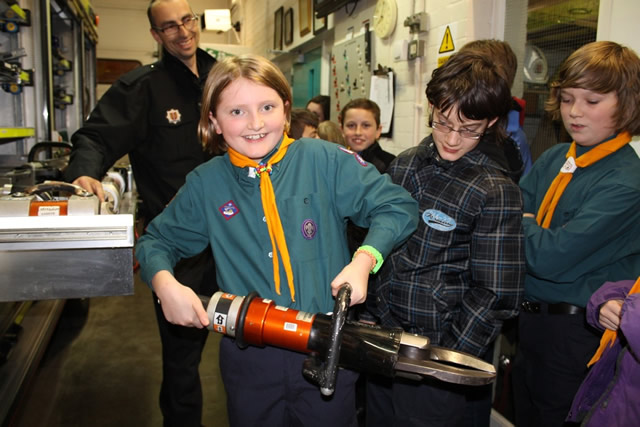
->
[202, 9, 231, 32]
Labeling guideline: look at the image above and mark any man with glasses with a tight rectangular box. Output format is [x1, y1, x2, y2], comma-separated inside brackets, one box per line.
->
[64, 1, 217, 425]
[363, 50, 525, 426]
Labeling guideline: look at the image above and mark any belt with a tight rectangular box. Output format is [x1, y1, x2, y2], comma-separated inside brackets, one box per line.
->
[520, 301, 585, 315]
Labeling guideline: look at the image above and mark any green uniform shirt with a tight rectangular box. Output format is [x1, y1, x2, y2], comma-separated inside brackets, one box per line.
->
[520, 141, 640, 306]
[136, 137, 418, 313]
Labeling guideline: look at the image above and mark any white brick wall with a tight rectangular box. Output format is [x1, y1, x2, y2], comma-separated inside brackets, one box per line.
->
[239, 0, 504, 155]
[93, 0, 232, 65]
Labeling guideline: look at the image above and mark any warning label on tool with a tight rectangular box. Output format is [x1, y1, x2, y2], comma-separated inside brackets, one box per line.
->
[38, 206, 61, 216]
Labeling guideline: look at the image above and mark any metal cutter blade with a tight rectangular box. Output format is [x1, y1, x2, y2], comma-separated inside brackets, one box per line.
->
[395, 345, 497, 386]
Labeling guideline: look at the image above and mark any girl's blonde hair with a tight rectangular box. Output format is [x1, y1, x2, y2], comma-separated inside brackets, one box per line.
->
[199, 54, 293, 154]
[317, 120, 347, 147]
[546, 41, 640, 136]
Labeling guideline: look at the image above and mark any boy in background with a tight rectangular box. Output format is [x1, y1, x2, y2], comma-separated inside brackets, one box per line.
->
[289, 108, 319, 139]
[306, 94, 330, 122]
[460, 39, 532, 177]
[339, 98, 395, 174]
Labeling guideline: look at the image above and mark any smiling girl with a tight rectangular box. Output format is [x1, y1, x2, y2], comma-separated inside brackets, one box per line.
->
[134, 54, 418, 426]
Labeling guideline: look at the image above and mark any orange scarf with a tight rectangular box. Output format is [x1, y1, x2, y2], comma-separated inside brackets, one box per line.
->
[227, 134, 296, 302]
[535, 132, 631, 228]
[588, 276, 640, 366]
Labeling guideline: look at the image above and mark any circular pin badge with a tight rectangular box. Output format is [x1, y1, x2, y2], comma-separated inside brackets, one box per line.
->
[301, 219, 317, 240]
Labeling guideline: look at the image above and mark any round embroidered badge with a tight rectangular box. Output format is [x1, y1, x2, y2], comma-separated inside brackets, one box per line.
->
[301, 219, 317, 240]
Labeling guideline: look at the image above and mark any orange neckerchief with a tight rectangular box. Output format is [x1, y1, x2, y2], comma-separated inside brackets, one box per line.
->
[227, 134, 296, 302]
[535, 132, 631, 228]
[588, 276, 640, 367]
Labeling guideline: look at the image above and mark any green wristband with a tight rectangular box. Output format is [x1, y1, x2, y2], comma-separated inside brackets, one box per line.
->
[353, 245, 384, 274]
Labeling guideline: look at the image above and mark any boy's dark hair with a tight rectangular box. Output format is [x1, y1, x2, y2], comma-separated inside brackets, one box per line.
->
[289, 108, 320, 139]
[339, 98, 381, 126]
[426, 51, 512, 143]
[459, 39, 517, 89]
[546, 41, 640, 136]
[306, 95, 330, 121]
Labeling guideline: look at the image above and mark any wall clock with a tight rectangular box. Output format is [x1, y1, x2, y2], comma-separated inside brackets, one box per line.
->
[373, 0, 397, 39]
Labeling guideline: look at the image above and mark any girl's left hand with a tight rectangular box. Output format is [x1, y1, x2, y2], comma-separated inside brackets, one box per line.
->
[330, 252, 373, 305]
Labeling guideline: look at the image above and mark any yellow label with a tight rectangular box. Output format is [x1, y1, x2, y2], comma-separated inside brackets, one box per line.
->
[437, 55, 452, 68]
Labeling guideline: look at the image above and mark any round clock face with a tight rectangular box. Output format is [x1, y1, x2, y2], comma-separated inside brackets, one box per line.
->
[373, 0, 397, 39]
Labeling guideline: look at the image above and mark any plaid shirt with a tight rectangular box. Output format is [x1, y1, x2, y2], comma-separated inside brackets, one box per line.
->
[367, 136, 525, 357]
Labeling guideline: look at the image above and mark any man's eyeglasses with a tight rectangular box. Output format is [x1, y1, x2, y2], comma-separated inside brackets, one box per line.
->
[153, 15, 199, 37]
[431, 120, 484, 140]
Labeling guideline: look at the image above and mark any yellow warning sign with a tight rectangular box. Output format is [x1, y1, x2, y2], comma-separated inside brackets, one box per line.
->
[437, 55, 452, 68]
[439, 26, 455, 54]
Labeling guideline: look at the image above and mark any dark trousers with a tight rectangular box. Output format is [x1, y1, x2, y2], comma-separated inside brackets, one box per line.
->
[462, 344, 495, 427]
[365, 344, 494, 427]
[366, 375, 468, 427]
[512, 311, 600, 427]
[152, 249, 217, 427]
[219, 336, 359, 427]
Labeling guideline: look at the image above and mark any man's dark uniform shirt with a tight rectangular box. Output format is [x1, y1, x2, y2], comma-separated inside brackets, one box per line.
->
[64, 48, 216, 224]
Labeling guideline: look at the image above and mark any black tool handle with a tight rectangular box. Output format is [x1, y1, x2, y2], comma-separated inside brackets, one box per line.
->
[319, 283, 351, 395]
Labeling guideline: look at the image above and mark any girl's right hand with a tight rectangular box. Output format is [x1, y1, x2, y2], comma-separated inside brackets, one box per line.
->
[599, 299, 623, 331]
[152, 270, 211, 328]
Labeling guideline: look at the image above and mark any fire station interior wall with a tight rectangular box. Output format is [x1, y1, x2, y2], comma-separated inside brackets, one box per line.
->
[92, 0, 231, 99]
[92, 0, 640, 155]
[596, 0, 640, 53]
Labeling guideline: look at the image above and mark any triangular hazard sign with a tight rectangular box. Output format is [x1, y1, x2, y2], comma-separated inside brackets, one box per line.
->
[439, 26, 455, 53]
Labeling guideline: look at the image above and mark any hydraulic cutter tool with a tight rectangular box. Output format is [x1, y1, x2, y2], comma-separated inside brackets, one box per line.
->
[201, 284, 496, 396]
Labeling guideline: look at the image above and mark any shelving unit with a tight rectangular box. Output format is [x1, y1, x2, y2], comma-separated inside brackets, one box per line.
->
[0, 0, 97, 168]
[0, 1, 100, 422]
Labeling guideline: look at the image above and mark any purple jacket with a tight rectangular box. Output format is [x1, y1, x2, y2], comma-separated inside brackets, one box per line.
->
[567, 279, 640, 426]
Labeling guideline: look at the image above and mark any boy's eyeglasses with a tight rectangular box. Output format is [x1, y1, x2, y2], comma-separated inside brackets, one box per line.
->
[153, 15, 199, 37]
[431, 121, 484, 140]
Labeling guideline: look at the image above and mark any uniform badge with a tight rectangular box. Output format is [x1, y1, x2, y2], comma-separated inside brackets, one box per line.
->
[422, 209, 456, 231]
[353, 153, 367, 166]
[338, 146, 367, 166]
[301, 219, 317, 240]
[166, 108, 182, 124]
[219, 200, 239, 220]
